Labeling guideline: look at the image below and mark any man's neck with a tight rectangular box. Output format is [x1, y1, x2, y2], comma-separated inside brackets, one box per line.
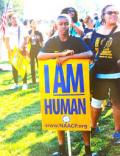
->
[59, 34, 69, 42]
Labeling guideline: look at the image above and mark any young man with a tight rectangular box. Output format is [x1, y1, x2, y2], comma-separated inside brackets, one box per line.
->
[38, 14, 97, 156]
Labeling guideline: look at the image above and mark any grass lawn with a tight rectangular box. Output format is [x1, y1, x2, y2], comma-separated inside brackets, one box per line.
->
[0, 62, 120, 156]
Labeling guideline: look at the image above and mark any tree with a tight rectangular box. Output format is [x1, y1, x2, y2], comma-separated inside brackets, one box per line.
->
[0, 0, 24, 21]
[12, 0, 24, 19]
[0, 0, 5, 18]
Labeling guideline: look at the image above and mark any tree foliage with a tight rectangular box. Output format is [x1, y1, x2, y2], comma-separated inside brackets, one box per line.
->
[12, 0, 24, 18]
[0, 0, 24, 20]
[0, 0, 5, 17]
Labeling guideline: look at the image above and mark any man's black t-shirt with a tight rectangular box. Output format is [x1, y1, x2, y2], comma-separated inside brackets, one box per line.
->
[42, 35, 90, 54]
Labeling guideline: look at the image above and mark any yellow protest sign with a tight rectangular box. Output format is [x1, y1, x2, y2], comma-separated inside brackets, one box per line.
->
[10, 47, 30, 79]
[39, 59, 90, 131]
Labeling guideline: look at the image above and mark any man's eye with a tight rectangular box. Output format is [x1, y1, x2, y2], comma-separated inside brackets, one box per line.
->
[65, 22, 69, 25]
[59, 22, 69, 26]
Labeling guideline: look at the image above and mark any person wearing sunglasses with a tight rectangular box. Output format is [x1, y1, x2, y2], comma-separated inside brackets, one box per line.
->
[61, 7, 84, 37]
[90, 4, 120, 145]
[103, 10, 119, 16]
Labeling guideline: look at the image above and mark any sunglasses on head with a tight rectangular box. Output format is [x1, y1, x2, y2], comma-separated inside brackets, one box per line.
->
[105, 11, 119, 15]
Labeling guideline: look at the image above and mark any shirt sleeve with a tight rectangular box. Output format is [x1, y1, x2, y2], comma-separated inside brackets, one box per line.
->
[79, 37, 91, 51]
[41, 38, 54, 53]
[74, 37, 91, 54]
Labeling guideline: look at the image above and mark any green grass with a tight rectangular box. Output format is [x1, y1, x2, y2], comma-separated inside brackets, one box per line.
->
[0, 64, 120, 156]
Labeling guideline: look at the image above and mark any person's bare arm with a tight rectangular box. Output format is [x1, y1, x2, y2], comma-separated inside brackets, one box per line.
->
[5, 37, 11, 59]
[37, 49, 74, 60]
[20, 36, 30, 57]
[57, 50, 93, 65]
[71, 22, 83, 36]
[5, 37, 10, 51]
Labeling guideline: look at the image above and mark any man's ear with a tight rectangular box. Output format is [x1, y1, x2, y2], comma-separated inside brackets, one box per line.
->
[54, 23, 58, 30]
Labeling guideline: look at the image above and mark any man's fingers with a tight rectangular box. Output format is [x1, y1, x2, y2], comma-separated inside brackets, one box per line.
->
[71, 50, 74, 54]
[69, 50, 74, 54]
[56, 59, 61, 65]
[66, 50, 74, 56]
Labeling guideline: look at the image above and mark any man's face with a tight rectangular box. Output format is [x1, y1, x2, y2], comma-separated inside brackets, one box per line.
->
[56, 17, 70, 35]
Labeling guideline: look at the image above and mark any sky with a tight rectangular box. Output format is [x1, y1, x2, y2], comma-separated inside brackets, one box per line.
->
[23, 0, 120, 20]
[24, 0, 77, 20]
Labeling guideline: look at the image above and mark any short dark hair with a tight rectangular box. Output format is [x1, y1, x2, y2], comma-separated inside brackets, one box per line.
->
[23, 19, 28, 26]
[30, 19, 34, 24]
[61, 7, 78, 23]
[57, 14, 71, 23]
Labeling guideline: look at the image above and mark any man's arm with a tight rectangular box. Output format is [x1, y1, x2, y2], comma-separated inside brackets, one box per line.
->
[57, 50, 93, 65]
[37, 49, 74, 60]
[5, 37, 11, 60]
[71, 22, 84, 36]
[67, 50, 93, 59]
[5, 37, 10, 51]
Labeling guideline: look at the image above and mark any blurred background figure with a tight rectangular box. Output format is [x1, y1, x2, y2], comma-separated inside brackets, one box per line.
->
[93, 13, 101, 29]
[83, 15, 94, 36]
[23, 19, 30, 32]
[28, 19, 43, 84]
[61, 7, 84, 37]
[47, 21, 57, 38]
[5, 14, 28, 90]
[82, 15, 94, 43]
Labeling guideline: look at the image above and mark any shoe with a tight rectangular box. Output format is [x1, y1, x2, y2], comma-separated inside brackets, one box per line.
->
[112, 131, 120, 145]
[52, 152, 67, 156]
[22, 84, 28, 90]
[52, 145, 67, 156]
[10, 84, 19, 90]
[83, 152, 99, 156]
[91, 127, 100, 137]
[52, 152, 61, 156]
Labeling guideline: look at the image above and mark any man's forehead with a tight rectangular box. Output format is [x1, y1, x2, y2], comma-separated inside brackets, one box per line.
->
[57, 17, 69, 22]
[56, 14, 71, 23]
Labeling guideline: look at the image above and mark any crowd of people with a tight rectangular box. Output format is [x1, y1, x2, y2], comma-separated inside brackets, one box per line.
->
[2, 6, 100, 90]
[1, 3, 120, 156]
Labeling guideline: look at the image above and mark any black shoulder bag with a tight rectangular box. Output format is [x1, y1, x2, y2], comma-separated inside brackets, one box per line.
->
[90, 25, 117, 93]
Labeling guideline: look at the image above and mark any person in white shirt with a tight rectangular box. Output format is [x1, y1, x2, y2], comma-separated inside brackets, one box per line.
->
[5, 14, 28, 90]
